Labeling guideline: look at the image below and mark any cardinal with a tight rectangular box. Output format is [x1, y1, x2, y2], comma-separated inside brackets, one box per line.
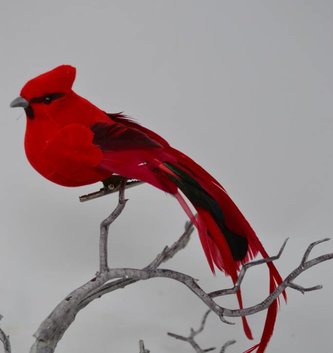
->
[11, 65, 285, 353]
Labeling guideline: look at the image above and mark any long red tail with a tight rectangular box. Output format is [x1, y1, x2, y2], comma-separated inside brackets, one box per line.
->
[104, 113, 286, 352]
[160, 149, 286, 353]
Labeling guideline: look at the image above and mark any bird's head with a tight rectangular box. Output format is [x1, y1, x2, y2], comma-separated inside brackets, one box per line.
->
[10, 65, 76, 119]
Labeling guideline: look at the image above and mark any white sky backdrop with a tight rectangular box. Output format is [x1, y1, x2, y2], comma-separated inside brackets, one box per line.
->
[1, 1, 333, 352]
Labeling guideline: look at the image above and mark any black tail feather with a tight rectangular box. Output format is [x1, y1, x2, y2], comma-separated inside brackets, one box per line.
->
[165, 162, 248, 261]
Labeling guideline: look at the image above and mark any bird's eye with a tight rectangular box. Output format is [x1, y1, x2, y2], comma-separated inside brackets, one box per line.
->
[43, 95, 53, 104]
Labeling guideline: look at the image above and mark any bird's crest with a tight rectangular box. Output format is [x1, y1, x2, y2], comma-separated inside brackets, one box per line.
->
[20, 65, 76, 100]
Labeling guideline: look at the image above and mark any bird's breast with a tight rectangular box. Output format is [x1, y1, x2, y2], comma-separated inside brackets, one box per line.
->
[24, 118, 61, 181]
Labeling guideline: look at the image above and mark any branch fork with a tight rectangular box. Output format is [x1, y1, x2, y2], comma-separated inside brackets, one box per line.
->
[168, 310, 237, 353]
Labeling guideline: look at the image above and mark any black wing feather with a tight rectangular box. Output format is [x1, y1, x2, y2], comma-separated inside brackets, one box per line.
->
[91, 122, 162, 151]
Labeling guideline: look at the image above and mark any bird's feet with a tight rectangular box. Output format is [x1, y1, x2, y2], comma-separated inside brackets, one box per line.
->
[79, 176, 143, 202]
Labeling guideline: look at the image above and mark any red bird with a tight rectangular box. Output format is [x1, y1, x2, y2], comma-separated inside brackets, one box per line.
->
[11, 65, 285, 353]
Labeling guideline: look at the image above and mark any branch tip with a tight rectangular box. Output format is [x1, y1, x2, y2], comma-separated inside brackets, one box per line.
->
[139, 339, 150, 353]
[302, 237, 331, 264]
[277, 238, 289, 258]
[288, 282, 323, 294]
[218, 314, 235, 325]
[220, 340, 236, 353]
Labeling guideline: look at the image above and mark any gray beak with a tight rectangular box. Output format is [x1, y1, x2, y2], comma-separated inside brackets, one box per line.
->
[10, 96, 29, 108]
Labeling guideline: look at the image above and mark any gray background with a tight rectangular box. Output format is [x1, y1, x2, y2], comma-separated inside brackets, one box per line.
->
[1, 1, 332, 352]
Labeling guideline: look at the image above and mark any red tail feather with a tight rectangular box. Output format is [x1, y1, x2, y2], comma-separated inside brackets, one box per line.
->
[160, 152, 286, 353]
[175, 194, 254, 340]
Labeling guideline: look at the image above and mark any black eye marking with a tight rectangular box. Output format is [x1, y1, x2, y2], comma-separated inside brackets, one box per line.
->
[25, 106, 34, 119]
[30, 92, 65, 105]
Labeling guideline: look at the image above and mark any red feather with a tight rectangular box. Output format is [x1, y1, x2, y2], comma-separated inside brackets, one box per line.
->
[14, 65, 286, 353]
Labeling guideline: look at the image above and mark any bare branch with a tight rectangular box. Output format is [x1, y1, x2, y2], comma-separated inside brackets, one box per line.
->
[220, 340, 236, 353]
[192, 310, 211, 336]
[86, 237, 333, 323]
[301, 238, 330, 264]
[99, 179, 127, 272]
[209, 238, 289, 298]
[79, 220, 194, 308]
[29, 206, 194, 353]
[0, 317, 11, 353]
[168, 310, 216, 353]
[216, 238, 333, 319]
[27, 188, 332, 353]
[146, 220, 194, 270]
[287, 282, 322, 294]
[168, 310, 235, 353]
[139, 340, 150, 353]
[29, 236, 332, 353]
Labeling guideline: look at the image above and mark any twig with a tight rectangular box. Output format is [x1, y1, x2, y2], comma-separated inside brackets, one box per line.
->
[139, 340, 150, 353]
[193, 310, 211, 336]
[217, 238, 333, 319]
[168, 310, 216, 353]
[220, 340, 236, 353]
[99, 179, 127, 272]
[206, 238, 333, 315]
[146, 220, 194, 270]
[209, 238, 289, 298]
[168, 310, 235, 353]
[0, 316, 11, 353]
[79, 220, 194, 307]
